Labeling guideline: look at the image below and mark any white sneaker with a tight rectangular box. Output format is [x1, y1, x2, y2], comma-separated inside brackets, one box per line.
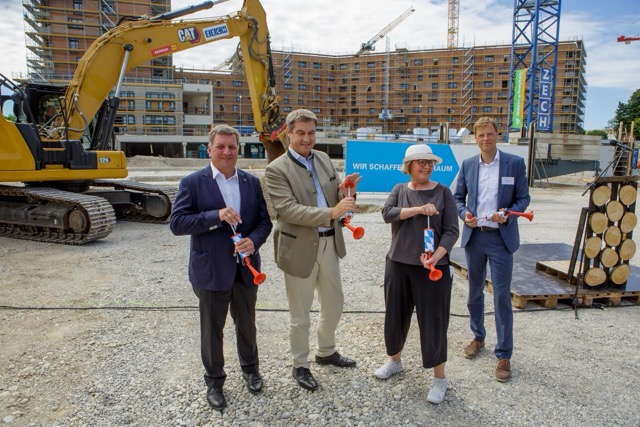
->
[427, 378, 447, 404]
[374, 359, 403, 379]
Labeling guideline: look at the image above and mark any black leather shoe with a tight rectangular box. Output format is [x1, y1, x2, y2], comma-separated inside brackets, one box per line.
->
[315, 351, 357, 367]
[292, 367, 319, 391]
[207, 387, 226, 411]
[242, 372, 263, 394]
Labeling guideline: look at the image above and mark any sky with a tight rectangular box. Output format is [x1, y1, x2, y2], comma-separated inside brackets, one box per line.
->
[1, 0, 639, 130]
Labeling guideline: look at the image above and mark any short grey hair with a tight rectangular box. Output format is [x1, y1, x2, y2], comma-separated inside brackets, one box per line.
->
[286, 109, 317, 130]
[208, 124, 240, 146]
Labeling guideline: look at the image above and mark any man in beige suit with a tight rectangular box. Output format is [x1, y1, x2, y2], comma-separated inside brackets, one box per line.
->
[265, 109, 361, 391]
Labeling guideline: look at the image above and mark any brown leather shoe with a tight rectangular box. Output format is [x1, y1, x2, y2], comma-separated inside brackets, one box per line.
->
[495, 359, 511, 382]
[463, 339, 485, 359]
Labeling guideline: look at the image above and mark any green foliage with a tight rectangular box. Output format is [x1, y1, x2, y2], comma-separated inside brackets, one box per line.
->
[5, 114, 17, 122]
[613, 88, 640, 131]
[586, 129, 607, 139]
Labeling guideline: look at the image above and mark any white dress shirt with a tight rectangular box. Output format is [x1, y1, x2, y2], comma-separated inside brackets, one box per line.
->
[476, 150, 500, 228]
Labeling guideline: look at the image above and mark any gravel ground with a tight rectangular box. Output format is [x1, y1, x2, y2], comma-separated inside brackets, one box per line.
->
[1, 158, 639, 426]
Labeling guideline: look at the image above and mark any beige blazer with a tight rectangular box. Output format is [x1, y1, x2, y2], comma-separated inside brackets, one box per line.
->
[265, 150, 346, 278]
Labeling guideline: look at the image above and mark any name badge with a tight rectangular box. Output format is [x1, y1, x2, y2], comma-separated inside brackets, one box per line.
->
[502, 176, 515, 185]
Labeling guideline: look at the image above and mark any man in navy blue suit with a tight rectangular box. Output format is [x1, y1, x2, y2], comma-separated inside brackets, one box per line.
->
[453, 117, 530, 382]
[170, 125, 272, 410]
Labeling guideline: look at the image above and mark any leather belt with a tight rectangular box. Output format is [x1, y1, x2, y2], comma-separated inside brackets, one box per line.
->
[479, 226, 499, 232]
[318, 229, 335, 237]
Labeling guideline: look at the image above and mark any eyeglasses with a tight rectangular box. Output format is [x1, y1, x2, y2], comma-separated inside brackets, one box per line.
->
[416, 159, 436, 167]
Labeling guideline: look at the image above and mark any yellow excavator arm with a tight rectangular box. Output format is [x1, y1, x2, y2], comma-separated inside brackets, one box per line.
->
[63, 0, 285, 160]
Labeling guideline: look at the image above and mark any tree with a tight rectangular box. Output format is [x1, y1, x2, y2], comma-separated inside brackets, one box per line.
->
[586, 129, 607, 139]
[612, 88, 640, 134]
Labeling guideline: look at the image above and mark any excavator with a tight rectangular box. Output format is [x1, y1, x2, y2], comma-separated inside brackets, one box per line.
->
[0, 0, 286, 244]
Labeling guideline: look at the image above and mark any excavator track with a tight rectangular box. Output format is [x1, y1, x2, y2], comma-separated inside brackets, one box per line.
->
[0, 185, 116, 245]
[92, 180, 177, 223]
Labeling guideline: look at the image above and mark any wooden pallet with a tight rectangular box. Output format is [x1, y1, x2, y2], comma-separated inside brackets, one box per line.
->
[511, 292, 576, 309]
[535, 260, 579, 284]
[580, 291, 640, 306]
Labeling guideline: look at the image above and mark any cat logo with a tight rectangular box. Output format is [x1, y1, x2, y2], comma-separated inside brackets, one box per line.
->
[177, 27, 202, 44]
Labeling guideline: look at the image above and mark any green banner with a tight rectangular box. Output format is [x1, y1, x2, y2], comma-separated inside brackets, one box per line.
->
[511, 69, 526, 129]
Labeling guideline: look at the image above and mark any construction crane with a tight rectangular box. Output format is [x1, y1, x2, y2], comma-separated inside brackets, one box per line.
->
[356, 6, 415, 56]
[617, 35, 640, 44]
[448, 0, 459, 49]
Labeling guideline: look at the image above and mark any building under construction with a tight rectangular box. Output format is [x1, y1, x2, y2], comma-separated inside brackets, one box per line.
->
[20, 0, 587, 157]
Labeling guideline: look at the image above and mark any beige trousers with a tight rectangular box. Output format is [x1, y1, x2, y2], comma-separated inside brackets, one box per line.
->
[284, 236, 344, 368]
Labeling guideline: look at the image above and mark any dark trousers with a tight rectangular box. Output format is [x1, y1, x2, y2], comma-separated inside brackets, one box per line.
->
[383, 257, 452, 369]
[192, 265, 259, 390]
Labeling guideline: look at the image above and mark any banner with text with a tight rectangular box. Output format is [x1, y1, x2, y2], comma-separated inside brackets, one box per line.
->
[536, 67, 553, 131]
[511, 68, 526, 129]
[345, 141, 459, 192]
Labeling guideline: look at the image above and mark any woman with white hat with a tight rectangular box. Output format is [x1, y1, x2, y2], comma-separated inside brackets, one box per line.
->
[374, 144, 459, 405]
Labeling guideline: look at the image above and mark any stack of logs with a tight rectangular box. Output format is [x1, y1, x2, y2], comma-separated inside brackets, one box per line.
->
[584, 177, 638, 286]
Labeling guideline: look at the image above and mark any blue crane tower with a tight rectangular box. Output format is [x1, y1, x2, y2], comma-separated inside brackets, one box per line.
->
[507, 0, 562, 135]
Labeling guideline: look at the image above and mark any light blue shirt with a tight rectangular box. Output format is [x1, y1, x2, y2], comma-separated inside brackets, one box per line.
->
[289, 147, 331, 232]
[476, 150, 500, 228]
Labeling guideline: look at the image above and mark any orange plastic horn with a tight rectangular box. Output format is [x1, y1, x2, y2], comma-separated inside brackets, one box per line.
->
[244, 257, 266, 285]
[506, 210, 534, 221]
[341, 217, 365, 240]
[426, 252, 443, 281]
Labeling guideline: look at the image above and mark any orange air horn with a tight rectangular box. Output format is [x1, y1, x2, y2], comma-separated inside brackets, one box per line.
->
[244, 257, 266, 285]
[341, 180, 365, 239]
[341, 217, 365, 240]
[506, 210, 534, 221]
[423, 227, 442, 281]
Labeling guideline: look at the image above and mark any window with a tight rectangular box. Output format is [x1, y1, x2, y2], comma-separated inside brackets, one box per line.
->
[487, 72, 494, 78]
[417, 74, 423, 81]
[370, 74, 376, 82]
[429, 69, 438, 78]
[482, 106, 492, 112]
[283, 83, 292, 90]
[312, 108, 321, 113]
[283, 106, 292, 112]
[369, 108, 375, 114]
[312, 73, 321, 80]
[431, 82, 439, 89]
[483, 81, 494, 87]
[448, 82, 458, 89]
[484, 55, 495, 62]
[452, 57, 459, 64]
[68, 18, 83, 29]
[69, 38, 79, 49]
[298, 84, 307, 90]
[298, 76, 304, 82]
[73, 0, 83, 10]
[298, 61, 308, 68]
[312, 62, 321, 69]
[339, 63, 348, 70]
[427, 107, 434, 113]
[367, 62, 376, 68]
[232, 80, 243, 87]
[414, 59, 424, 66]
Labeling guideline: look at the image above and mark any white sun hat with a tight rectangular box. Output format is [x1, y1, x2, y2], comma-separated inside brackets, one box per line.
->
[402, 144, 443, 165]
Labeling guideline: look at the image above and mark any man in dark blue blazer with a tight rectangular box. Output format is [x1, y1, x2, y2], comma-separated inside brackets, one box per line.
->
[170, 125, 272, 410]
[454, 117, 530, 382]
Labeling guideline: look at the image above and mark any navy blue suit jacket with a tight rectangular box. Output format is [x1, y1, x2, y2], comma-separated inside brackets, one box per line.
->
[169, 166, 272, 291]
[454, 150, 530, 253]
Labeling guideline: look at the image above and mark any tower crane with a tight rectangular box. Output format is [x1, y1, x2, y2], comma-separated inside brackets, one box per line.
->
[356, 6, 415, 56]
[447, 0, 459, 49]
[617, 35, 640, 44]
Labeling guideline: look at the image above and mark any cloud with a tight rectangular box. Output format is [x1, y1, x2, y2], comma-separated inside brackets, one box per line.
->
[0, 3, 28, 79]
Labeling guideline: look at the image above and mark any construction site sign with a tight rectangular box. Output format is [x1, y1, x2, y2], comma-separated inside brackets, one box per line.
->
[345, 141, 459, 192]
